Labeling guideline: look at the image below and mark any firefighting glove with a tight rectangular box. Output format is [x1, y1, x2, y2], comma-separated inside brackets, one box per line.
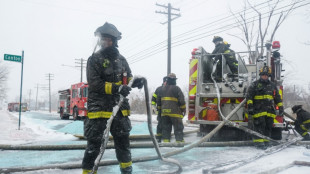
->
[278, 106, 284, 116]
[118, 85, 131, 97]
[248, 104, 254, 115]
[132, 78, 144, 89]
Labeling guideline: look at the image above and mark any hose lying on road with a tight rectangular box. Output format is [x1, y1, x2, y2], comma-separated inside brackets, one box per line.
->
[0, 99, 247, 174]
[73, 129, 199, 140]
[0, 141, 256, 151]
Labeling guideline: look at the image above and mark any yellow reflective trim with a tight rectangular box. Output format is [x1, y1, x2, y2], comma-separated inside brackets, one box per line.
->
[119, 161, 132, 169]
[189, 85, 196, 96]
[254, 95, 274, 100]
[226, 99, 231, 103]
[176, 140, 185, 143]
[245, 112, 248, 119]
[190, 59, 198, 69]
[153, 93, 157, 99]
[162, 109, 171, 113]
[213, 98, 218, 104]
[301, 125, 308, 131]
[163, 139, 170, 142]
[83, 169, 97, 174]
[121, 110, 130, 116]
[277, 102, 283, 107]
[190, 70, 198, 81]
[253, 139, 264, 143]
[180, 105, 186, 109]
[302, 120, 310, 124]
[264, 139, 270, 142]
[105, 82, 112, 94]
[156, 133, 162, 136]
[202, 109, 207, 119]
[253, 112, 276, 118]
[224, 50, 230, 53]
[87, 111, 112, 119]
[115, 81, 122, 85]
[302, 132, 308, 136]
[151, 101, 156, 105]
[162, 97, 178, 102]
[247, 100, 253, 105]
[162, 113, 184, 118]
[274, 118, 279, 123]
[279, 88, 283, 100]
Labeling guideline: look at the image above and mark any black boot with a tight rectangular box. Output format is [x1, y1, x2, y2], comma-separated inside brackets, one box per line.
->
[120, 166, 132, 174]
[255, 142, 267, 150]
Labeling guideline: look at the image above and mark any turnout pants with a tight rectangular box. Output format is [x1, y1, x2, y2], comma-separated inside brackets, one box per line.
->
[295, 122, 310, 140]
[162, 116, 184, 142]
[157, 110, 162, 138]
[82, 112, 132, 173]
[253, 116, 273, 146]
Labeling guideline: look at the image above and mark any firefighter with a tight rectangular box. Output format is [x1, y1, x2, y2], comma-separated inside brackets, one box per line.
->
[247, 66, 283, 149]
[157, 73, 186, 143]
[291, 105, 310, 140]
[151, 76, 167, 142]
[82, 22, 143, 174]
[211, 36, 238, 80]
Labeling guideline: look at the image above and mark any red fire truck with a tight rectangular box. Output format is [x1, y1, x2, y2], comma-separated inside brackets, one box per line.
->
[58, 82, 88, 120]
[187, 41, 285, 141]
[8, 102, 28, 112]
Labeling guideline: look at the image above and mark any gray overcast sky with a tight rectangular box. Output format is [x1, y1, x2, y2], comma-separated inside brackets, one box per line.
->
[0, 0, 309, 102]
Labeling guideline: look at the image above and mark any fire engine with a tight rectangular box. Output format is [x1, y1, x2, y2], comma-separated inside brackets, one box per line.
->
[8, 102, 28, 112]
[58, 82, 88, 120]
[187, 41, 285, 141]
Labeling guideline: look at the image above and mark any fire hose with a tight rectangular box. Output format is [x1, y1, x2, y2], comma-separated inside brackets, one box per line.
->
[142, 77, 182, 174]
[211, 60, 280, 144]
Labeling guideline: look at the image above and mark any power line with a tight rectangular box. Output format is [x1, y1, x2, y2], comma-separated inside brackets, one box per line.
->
[126, 0, 280, 62]
[129, 1, 309, 64]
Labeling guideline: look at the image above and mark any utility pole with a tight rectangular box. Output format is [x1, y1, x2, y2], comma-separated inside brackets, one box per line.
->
[28, 89, 31, 110]
[75, 58, 87, 82]
[35, 84, 39, 111]
[45, 73, 54, 113]
[155, 3, 181, 75]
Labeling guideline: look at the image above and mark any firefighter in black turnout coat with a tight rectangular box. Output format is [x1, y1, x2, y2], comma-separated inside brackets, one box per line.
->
[151, 76, 167, 142]
[82, 22, 142, 174]
[210, 36, 238, 80]
[247, 66, 283, 149]
[291, 105, 310, 140]
[157, 73, 186, 143]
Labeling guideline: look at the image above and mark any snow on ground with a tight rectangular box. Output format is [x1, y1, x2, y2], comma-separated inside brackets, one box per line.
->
[0, 110, 77, 145]
[1, 109, 310, 174]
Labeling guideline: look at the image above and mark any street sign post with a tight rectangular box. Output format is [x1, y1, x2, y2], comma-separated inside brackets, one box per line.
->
[4, 51, 24, 130]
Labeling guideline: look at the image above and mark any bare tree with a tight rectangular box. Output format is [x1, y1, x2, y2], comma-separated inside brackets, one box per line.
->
[0, 61, 9, 100]
[231, 0, 297, 62]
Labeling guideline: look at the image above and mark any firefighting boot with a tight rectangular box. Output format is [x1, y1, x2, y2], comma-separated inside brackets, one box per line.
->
[255, 142, 267, 150]
[82, 169, 97, 174]
[120, 166, 132, 174]
[302, 134, 310, 141]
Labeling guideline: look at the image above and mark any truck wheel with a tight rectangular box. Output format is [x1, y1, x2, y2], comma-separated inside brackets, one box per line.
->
[73, 108, 78, 121]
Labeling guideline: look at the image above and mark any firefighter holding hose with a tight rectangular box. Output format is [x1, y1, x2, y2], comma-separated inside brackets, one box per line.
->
[82, 22, 142, 174]
[247, 66, 284, 150]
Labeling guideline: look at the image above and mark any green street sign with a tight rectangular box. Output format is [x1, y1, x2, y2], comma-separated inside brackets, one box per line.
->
[4, 54, 22, 62]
